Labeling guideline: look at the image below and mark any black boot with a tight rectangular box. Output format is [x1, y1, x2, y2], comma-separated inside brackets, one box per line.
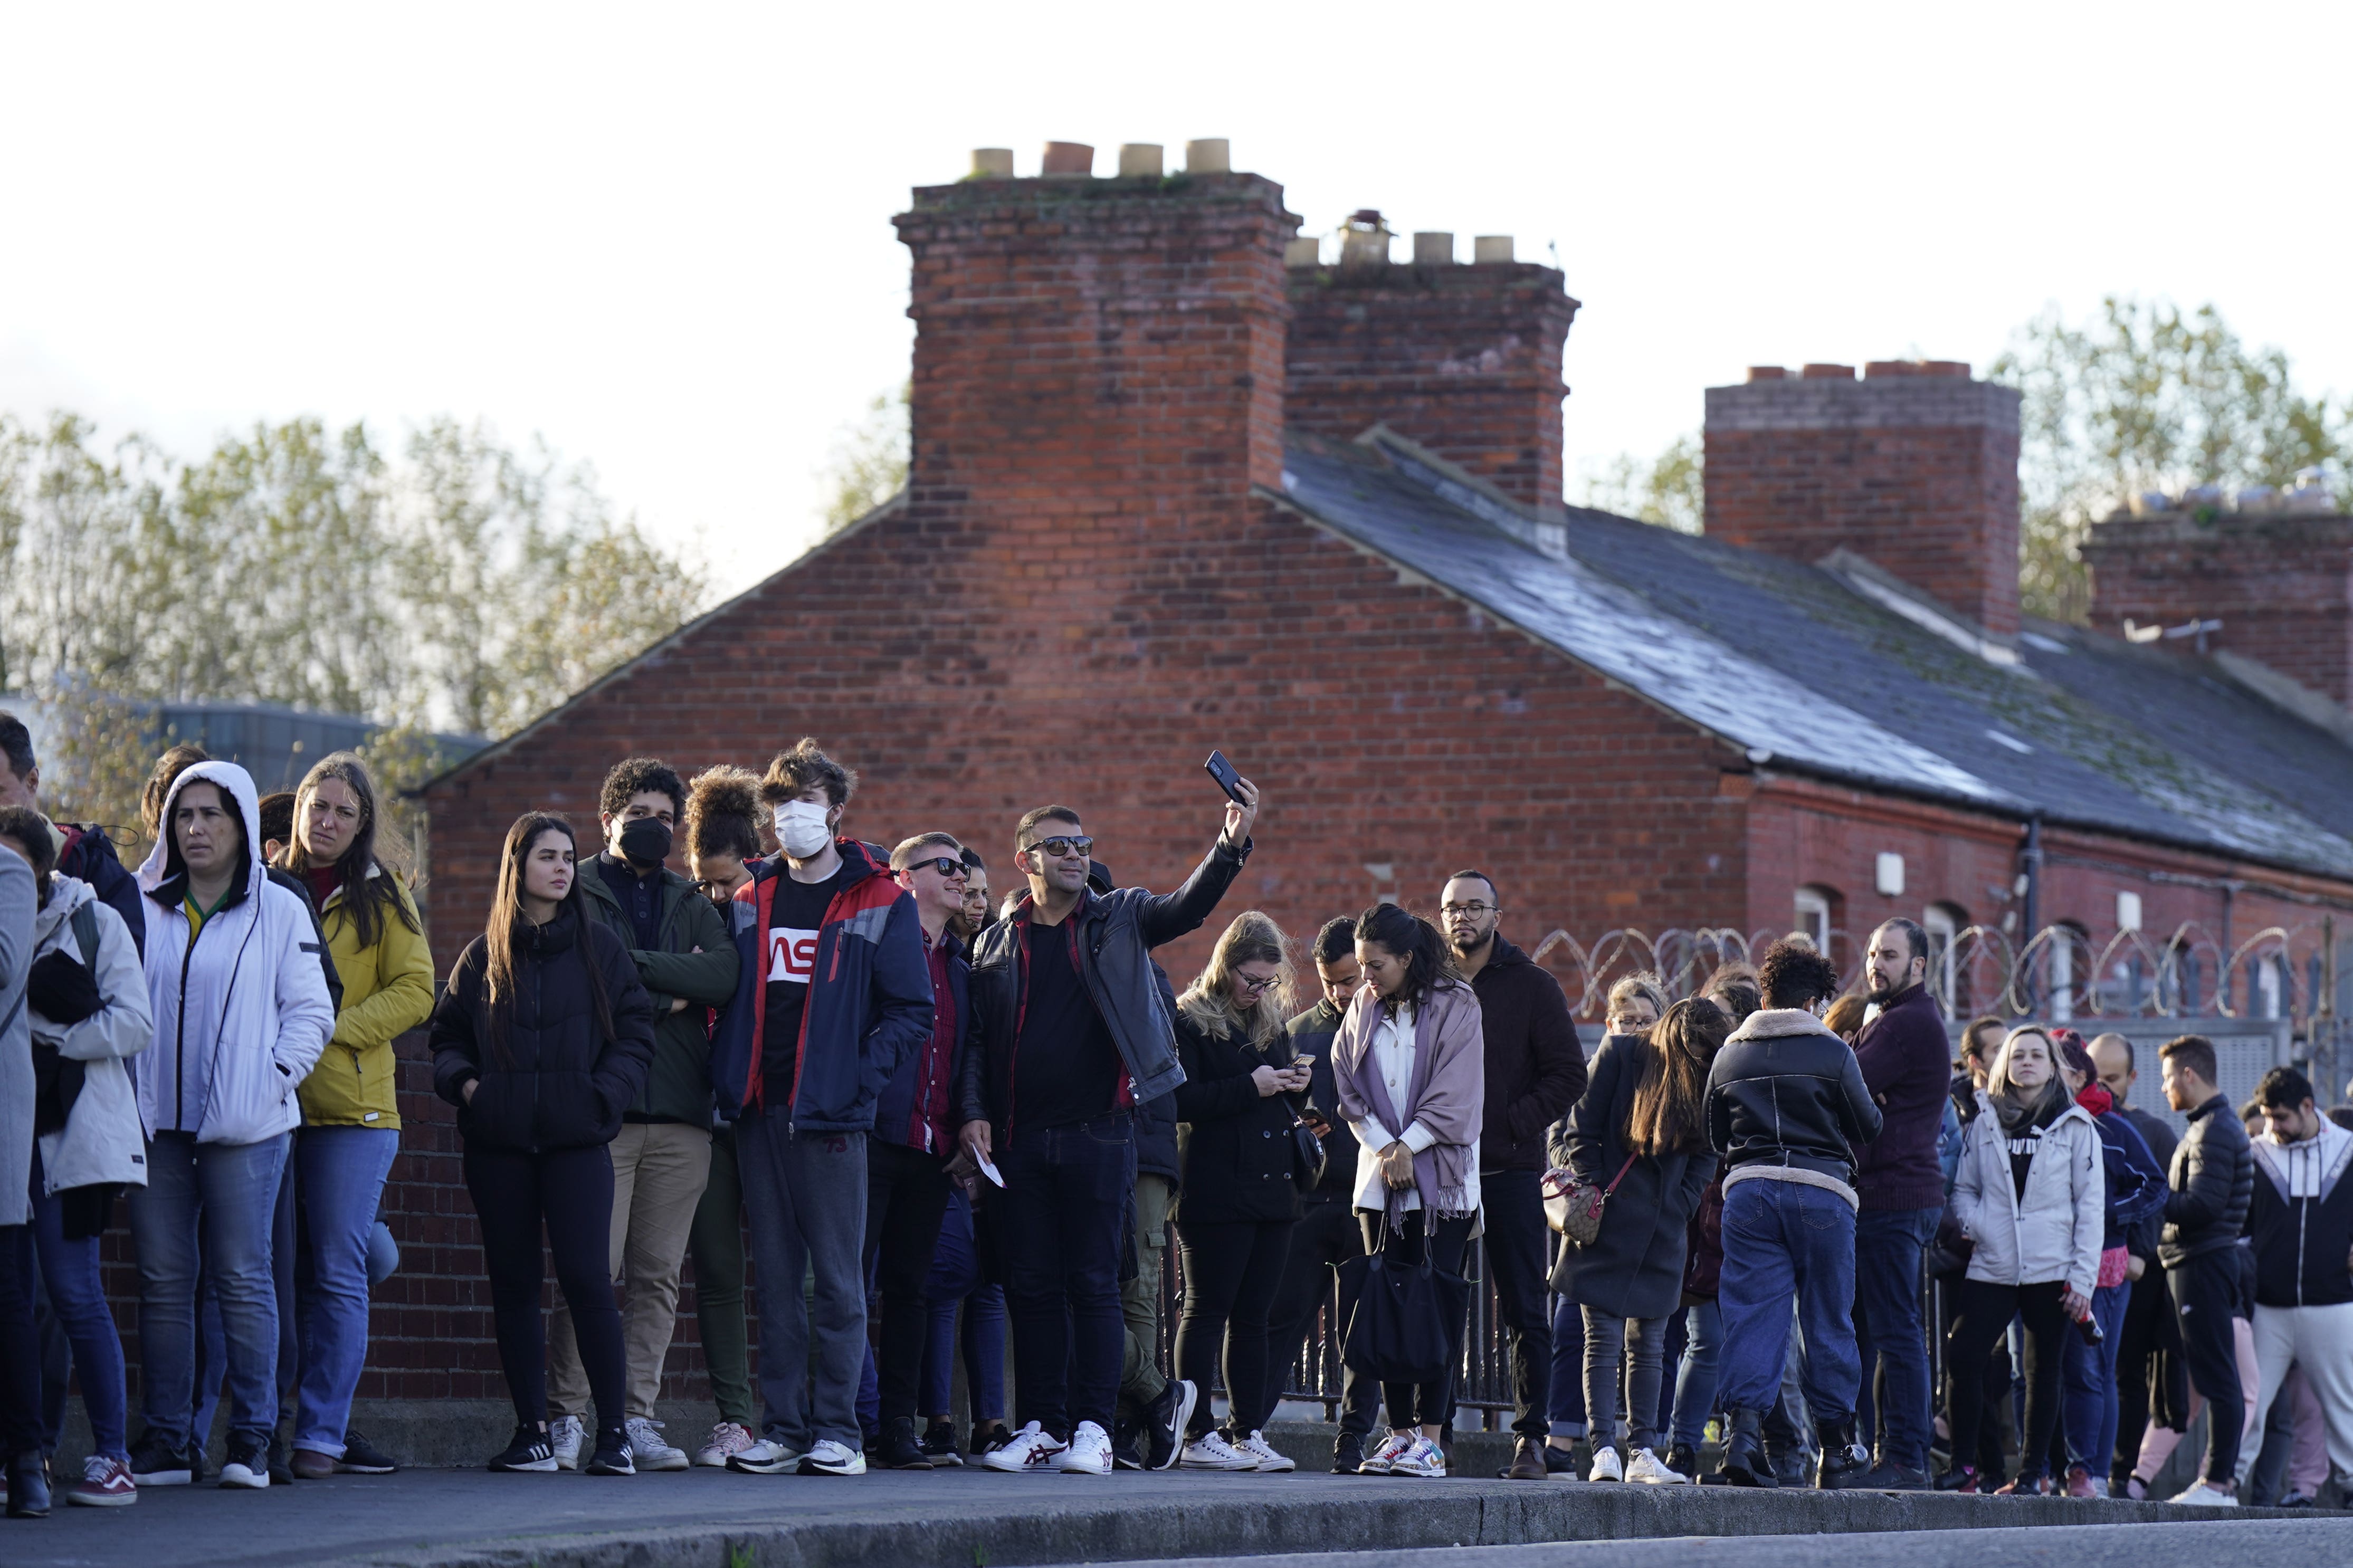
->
[5, 1451, 50, 1518]
[1814, 1419, 1871, 1489]
[1708, 1408, 1776, 1488]
[876, 1416, 932, 1471]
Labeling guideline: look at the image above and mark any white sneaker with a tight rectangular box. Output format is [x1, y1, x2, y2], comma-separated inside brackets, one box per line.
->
[1359, 1430, 1414, 1476]
[1058, 1421, 1113, 1475]
[1179, 1430, 1259, 1471]
[550, 1414, 585, 1473]
[1625, 1447, 1684, 1485]
[1588, 1445, 1625, 1483]
[979, 1421, 1068, 1474]
[625, 1417, 689, 1471]
[694, 1421, 755, 1468]
[1389, 1436, 1446, 1478]
[1235, 1430, 1296, 1473]
[2167, 1480, 2239, 1507]
[797, 1439, 866, 1476]
[726, 1438, 802, 1475]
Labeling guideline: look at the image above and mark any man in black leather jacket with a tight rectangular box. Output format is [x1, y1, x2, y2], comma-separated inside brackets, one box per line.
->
[1702, 940, 1882, 1489]
[2157, 1034, 2255, 1504]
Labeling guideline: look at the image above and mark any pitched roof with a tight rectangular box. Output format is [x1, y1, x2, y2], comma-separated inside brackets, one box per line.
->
[1269, 432, 2353, 881]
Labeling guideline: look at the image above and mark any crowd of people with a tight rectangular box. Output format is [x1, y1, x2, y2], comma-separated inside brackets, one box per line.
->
[0, 713, 2348, 1519]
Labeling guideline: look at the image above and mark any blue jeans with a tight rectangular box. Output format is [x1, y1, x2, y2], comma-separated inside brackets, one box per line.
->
[292, 1126, 399, 1456]
[1714, 1179, 1861, 1426]
[1852, 1204, 1940, 1469]
[128, 1132, 290, 1449]
[920, 1187, 1006, 1421]
[998, 1114, 1134, 1438]
[2061, 1277, 2131, 1471]
[31, 1149, 130, 1461]
[1669, 1298, 1723, 1449]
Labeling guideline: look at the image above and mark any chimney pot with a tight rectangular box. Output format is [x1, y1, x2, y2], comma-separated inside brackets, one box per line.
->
[1117, 142, 1163, 178]
[1412, 231, 1454, 265]
[1747, 366, 1787, 382]
[969, 148, 1014, 179]
[1283, 236, 1322, 269]
[1185, 138, 1230, 174]
[1801, 362, 1856, 380]
[1472, 235, 1514, 264]
[1338, 210, 1391, 267]
[1040, 141, 1094, 177]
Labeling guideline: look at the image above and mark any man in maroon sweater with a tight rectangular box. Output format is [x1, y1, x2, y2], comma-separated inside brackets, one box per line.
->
[1849, 918, 1948, 1489]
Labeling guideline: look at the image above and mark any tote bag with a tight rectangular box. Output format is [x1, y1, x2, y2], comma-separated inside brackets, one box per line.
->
[1339, 1217, 1469, 1385]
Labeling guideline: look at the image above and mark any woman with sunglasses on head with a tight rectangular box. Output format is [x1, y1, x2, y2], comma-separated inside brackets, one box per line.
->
[1167, 911, 1309, 1473]
[432, 813, 654, 1477]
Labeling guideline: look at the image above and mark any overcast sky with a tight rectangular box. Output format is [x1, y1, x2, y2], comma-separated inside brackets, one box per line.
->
[5, 2, 2345, 597]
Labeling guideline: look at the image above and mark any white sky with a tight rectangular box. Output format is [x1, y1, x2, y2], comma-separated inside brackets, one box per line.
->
[5, 1, 2346, 598]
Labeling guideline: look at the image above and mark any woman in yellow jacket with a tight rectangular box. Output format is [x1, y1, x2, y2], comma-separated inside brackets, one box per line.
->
[277, 752, 434, 1478]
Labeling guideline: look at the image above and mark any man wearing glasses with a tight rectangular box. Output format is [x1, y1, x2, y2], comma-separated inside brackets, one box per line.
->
[1441, 871, 1587, 1481]
[860, 834, 979, 1470]
[957, 783, 1260, 1476]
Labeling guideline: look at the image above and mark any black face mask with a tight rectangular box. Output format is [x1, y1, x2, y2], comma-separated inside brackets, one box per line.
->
[618, 817, 673, 868]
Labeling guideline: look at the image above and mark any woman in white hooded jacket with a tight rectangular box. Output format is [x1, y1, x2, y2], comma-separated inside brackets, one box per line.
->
[0, 807, 152, 1506]
[1938, 1025, 2103, 1496]
[125, 761, 333, 1493]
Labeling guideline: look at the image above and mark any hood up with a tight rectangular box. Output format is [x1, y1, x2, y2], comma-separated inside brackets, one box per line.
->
[137, 759, 263, 901]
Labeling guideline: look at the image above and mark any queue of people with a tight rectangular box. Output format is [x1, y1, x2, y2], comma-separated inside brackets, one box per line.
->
[1, 709, 2348, 1515]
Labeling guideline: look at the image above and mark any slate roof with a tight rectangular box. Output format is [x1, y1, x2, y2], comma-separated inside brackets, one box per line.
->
[1269, 432, 2353, 882]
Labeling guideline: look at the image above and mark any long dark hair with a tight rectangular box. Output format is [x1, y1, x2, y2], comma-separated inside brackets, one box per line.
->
[1354, 902, 1457, 1016]
[283, 751, 418, 951]
[1626, 997, 1729, 1156]
[483, 812, 608, 1068]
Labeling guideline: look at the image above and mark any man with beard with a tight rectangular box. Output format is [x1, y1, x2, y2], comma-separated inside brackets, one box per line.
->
[1844, 919, 1944, 1489]
[1441, 872, 1586, 1480]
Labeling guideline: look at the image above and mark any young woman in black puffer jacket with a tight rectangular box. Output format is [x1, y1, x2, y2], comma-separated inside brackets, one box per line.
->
[432, 812, 654, 1478]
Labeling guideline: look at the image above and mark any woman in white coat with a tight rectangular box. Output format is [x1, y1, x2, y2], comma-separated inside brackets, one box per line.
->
[0, 807, 152, 1507]
[1937, 1025, 2104, 1496]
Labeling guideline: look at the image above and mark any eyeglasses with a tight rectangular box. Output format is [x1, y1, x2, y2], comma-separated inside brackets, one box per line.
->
[1441, 901, 1497, 918]
[1233, 972, 1280, 995]
[1022, 835, 1094, 858]
[907, 857, 967, 881]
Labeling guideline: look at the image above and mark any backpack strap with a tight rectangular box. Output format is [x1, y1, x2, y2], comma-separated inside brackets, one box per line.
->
[71, 901, 101, 975]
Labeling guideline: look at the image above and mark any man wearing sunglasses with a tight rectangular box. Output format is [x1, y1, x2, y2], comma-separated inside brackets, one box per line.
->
[958, 781, 1260, 1477]
[1441, 870, 1587, 1481]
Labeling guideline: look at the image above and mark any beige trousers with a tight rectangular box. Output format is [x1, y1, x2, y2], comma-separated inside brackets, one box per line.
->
[549, 1120, 713, 1421]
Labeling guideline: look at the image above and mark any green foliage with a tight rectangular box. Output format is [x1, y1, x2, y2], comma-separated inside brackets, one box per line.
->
[1991, 297, 2352, 623]
[1575, 433, 1703, 534]
[818, 384, 909, 536]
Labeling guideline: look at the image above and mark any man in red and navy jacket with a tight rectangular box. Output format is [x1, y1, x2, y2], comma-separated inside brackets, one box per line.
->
[707, 740, 930, 1478]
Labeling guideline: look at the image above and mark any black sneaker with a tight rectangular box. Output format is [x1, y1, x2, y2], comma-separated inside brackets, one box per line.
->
[489, 1424, 558, 1473]
[587, 1425, 635, 1476]
[1143, 1379, 1197, 1472]
[220, 1433, 272, 1489]
[876, 1416, 932, 1471]
[266, 1433, 294, 1487]
[919, 1422, 964, 1467]
[1109, 1422, 1146, 1471]
[128, 1436, 196, 1488]
[1859, 1460, 1930, 1491]
[1331, 1430, 1367, 1474]
[1664, 1443, 1699, 1479]
[337, 1428, 399, 1475]
[969, 1422, 1013, 1461]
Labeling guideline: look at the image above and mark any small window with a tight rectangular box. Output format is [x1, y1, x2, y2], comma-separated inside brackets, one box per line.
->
[1793, 886, 1833, 954]
[2049, 922, 2088, 1022]
[1923, 903, 1964, 1020]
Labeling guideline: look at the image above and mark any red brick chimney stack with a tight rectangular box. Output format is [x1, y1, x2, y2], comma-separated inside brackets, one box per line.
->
[1284, 216, 1579, 511]
[1703, 361, 2024, 638]
[893, 141, 1297, 529]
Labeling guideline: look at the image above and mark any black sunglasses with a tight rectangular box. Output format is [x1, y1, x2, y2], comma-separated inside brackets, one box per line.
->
[906, 856, 967, 880]
[1022, 835, 1094, 858]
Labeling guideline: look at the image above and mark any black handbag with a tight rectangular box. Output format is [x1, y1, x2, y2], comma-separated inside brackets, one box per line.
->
[1287, 1111, 1328, 1188]
[1339, 1217, 1469, 1384]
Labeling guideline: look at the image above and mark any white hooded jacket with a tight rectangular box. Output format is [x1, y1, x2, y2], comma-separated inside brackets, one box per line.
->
[1951, 1088, 2105, 1301]
[136, 760, 334, 1145]
[28, 873, 154, 1191]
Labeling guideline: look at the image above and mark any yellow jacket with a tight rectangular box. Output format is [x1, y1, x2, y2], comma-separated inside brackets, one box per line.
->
[298, 868, 434, 1130]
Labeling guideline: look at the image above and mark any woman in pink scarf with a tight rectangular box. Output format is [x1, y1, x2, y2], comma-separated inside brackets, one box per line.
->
[1330, 902, 1484, 1478]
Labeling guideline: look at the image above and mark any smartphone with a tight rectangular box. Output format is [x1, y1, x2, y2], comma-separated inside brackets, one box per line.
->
[1204, 750, 1249, 806]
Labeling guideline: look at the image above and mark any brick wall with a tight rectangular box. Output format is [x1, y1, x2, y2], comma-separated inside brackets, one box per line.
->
[1704, 363, 2024, 637]
[1285, 257, 1577, 511]
[2081, 511, 2353, 710]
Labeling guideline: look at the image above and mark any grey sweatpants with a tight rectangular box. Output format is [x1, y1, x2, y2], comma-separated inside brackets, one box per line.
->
[739, 1111, 868, 1450]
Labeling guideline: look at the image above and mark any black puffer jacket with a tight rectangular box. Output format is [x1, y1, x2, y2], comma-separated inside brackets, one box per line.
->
[2160, 1093, 2254, 1269]
[1703, 1007, 1882, 1195]
[1169, 1010, 1305, 1227]
[432, 907, 656, 1154]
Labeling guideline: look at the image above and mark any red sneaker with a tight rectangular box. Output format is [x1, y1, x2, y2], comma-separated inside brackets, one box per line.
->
[68, 1456, 138, 1508]
[2064, 1465, 2097, 1499]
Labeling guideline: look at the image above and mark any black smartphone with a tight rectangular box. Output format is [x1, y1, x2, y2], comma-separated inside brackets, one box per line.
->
[1204, 750, 1249, 806]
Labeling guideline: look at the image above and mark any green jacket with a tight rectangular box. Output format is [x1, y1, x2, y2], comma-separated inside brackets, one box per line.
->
[579, 856, 740, 1124]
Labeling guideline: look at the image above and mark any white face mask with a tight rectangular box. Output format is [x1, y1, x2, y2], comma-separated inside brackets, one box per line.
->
[775, 800, 833, 858]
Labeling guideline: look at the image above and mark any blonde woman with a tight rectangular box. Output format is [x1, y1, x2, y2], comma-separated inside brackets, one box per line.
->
[1169, 912, 1309, 1473]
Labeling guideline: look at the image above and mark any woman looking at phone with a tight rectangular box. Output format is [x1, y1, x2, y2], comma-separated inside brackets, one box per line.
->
[1169, 912, 1310, 1473]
